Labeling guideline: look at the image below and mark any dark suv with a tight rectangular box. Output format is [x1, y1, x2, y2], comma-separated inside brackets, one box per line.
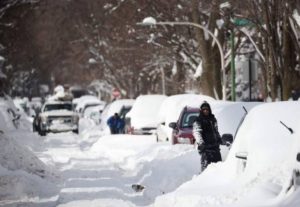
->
[169, 106, 199, 145]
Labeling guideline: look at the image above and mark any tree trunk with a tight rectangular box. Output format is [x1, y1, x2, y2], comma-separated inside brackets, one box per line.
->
[191, 0, 223, 99]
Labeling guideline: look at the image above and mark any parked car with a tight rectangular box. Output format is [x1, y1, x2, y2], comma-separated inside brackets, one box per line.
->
[155, 94, 216, 143]
[73, 95, 105, 117]
[125, 94, 167, 135]
[168, 101, 263, 145]
[13, 97, 36, 118]
[168, 106, 199, 144]
[34, 101, 79, 136]
[82, 104, 105, 125]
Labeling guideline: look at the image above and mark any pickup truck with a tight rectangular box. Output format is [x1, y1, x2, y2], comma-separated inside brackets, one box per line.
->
[34, 101, 79, 136]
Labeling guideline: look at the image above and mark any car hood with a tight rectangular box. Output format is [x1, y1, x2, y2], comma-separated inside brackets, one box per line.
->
[178, 128, 194, 138]
[41, 110, 76, 117]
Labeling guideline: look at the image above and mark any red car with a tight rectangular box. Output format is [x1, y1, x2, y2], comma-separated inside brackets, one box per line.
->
[169, 106, 199, 145]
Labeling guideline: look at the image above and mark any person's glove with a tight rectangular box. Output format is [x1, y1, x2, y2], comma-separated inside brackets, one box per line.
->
[197, 144, 205, 154]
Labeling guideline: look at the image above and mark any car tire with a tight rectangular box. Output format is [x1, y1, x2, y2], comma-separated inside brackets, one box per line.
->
[72, 129, 79, 134]
[171, 136, 176, 145]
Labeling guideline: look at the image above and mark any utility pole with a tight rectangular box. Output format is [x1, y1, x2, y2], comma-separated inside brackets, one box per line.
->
[160, 67, 166, 95]
[231, 29, 236, 101]
[249, 56, 252, 101]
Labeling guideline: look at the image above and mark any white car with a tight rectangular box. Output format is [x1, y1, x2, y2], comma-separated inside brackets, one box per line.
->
[73, 95, 105, 117]
[36, 101, 79, 136]
[126, 94, 167, 135]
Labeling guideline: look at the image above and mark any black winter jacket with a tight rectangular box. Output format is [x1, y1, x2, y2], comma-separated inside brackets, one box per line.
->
[193, 114, 222, 150]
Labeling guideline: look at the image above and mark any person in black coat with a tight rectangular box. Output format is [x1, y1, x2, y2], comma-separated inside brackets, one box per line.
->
[193, 101, 222, 171]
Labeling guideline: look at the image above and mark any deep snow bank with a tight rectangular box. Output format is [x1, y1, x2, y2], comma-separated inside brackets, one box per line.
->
[89, 135, 200, 202]
[0, 132, 59, 202]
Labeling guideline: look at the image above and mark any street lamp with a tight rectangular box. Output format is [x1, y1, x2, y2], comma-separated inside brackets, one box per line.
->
[138, 17, 226, 101]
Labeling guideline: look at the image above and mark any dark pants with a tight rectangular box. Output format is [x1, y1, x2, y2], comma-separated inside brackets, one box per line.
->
[110, 127, 119, 134]
[200, 149, 222, 172]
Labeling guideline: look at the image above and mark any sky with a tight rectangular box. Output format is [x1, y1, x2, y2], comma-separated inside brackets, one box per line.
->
[1, 95, 300, 207]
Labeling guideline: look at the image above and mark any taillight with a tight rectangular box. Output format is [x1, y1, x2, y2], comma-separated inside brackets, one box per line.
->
[128, 126, 134, 134]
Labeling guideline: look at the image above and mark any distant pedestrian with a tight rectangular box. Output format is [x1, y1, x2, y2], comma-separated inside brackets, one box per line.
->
[107, 113, 125, 134]
[291, 89, 300, 101]
[193, 101, 222, 172]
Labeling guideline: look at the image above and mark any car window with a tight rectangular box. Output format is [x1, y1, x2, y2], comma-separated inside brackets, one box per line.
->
[180, 112, 199, 128]
[44, 103, 72, 112]
[83, 104, 101, 114]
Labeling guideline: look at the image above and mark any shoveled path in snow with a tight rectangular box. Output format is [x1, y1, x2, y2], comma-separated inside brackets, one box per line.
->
[36, 131, 201, 207]
[37, 131, 201, 207]
[38, 132, 148, 207]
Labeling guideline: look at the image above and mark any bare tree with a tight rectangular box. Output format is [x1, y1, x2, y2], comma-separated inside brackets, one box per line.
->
[230, 0, 300, 100]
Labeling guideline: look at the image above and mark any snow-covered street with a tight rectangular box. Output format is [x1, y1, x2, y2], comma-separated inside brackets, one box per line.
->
[2, 97, 300, 207]
[35, 132, 200, 207]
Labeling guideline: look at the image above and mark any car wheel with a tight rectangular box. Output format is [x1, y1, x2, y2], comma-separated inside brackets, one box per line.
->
[171, 136, 176, 145]
[73, 129, 79, 134]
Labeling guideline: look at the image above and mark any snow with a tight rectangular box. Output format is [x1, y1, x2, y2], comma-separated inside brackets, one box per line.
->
[1, 95, 300, 207]
[73, 95, 104, 113]
[88, 58, 97, 64]
[193, 60, 203, 78]
[126, 95, 166, 129]
[293, 9, 300, 26]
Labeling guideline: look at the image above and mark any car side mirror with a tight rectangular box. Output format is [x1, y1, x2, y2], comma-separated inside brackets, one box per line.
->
[221, 133, 233, 146]
[169, 122, 177, 129]
[161, 122, 165, 126]
[297, 153, 300, 162]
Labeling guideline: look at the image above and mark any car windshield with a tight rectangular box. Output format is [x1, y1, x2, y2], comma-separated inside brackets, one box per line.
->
[180, 112, 199, 128]
[43, 103, 72, 112]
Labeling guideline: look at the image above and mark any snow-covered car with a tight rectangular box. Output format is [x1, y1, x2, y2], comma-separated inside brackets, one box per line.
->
[35, 101, 79, 136]
[126, 94, 167, 135]
[13, 97, 36, 118]
[73, 95, 105, 117]
[82, 104, 105, 125]
[99, 99, 135, 135]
